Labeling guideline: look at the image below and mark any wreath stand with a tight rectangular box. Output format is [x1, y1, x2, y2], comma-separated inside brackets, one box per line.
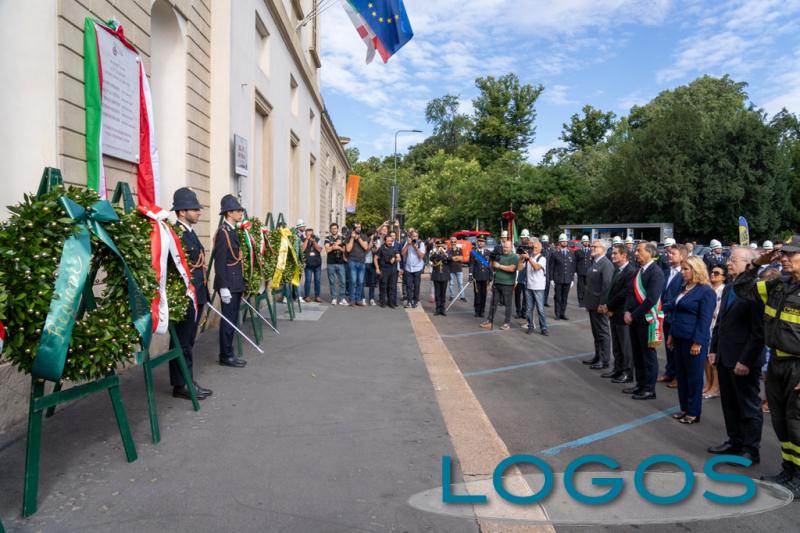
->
[109, 182, 199, 444]
[22, 169, 138, 517]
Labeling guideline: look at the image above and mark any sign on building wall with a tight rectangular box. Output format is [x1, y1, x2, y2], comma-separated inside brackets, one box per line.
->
[234, 134, 248, 176]
[95, 27, 140, 163]
[345, 175, 360, 213]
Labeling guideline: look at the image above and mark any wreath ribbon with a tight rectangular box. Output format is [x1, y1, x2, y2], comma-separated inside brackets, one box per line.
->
[238, 220, 256, 276]
[271, 228, 301, 289]
[138, 206, 197, 334]
[32, 198, 152, 381]
[0, 320, 5, 354]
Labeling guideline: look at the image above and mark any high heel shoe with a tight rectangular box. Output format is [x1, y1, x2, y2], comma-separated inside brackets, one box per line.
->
[678, 415, 700, 425]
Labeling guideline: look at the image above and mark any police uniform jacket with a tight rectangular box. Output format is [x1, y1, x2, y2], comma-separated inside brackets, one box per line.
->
[175, 221, 208, 305]
[213, 221, 245, 293]
[549, 247, 576, 284]
[735, 268, 800, 358]
[469, 247, 493, 281]
[574, 246, 593, 276]
[429, 250, 450, 282]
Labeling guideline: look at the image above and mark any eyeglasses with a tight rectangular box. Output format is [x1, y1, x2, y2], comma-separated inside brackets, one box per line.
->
[710, 271, 723, 277]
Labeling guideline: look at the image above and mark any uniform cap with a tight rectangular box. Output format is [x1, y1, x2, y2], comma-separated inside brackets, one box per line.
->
[296, 218, 305, 227]
[558, 233, 568, 242]
[581, 235, 589, 242]
[763, 240, 774, 250]
[612, 236, 622, 244]
[624, 236, 634, 244]
[541, 235, 549, 242]
[219, 194, 244, 214]
[520, 229, 530, 238]
[710, 239, 722, 249]
[171, 187, 201, 211]
[664, 237, 676, 247]
[782, 235, 800, 252]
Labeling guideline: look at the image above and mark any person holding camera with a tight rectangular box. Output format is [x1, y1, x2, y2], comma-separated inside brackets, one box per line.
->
[302, 228, 322, 302]
[375, 233, 401, 308]
[345, 222, 369, 306]
[364, 229, 379, 306]
[514, 230, 532, 319]
[402, 228, 426, 308]
[430, 240, 451, 315]
[481, 240, 519, 331]
[325, 222, 347, 305]
[518, 237, 549, 336]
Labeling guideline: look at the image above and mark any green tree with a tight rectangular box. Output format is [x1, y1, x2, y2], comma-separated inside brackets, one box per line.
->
[560, 105, 617, 153]
[425, 94, 472, 154]
[472, 73, 543, 163]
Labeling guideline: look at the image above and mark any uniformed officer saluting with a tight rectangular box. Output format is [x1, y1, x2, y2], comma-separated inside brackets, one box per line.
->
[429, 240, 450, 316]
[213, 194, 247, 368]
[170, 188, 213, 399]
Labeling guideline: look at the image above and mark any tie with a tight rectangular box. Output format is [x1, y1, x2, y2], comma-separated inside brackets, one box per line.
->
[562, 249, 566, 256]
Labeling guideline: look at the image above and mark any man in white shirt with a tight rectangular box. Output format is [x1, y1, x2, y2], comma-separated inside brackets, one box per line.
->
[402, 228, 426, 308]
[519, 238, 549, 335]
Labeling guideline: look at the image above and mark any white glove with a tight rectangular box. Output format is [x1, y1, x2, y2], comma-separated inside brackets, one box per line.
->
[551, 280, 555, 287]
[570, 281, 574, 288]
[220, 288, 232, 304]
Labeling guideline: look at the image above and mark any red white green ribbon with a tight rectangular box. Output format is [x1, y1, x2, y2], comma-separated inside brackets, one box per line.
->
[138, 205, 196, 334]
[83, 18, 159, 205]
[238, 221, 256, 276]
[633, 266, 665, 347]
[0, 320, 5, 354]
[260, 227, 272, 257]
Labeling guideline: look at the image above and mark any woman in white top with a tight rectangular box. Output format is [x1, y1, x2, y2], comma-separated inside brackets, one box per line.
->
[703, 263, 727, 399]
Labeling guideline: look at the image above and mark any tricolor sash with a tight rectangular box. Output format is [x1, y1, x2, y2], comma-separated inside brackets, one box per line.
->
[633, 267, 664, 347]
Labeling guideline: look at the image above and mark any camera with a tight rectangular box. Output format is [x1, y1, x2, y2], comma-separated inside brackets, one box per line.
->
[516, 245, 531, 256]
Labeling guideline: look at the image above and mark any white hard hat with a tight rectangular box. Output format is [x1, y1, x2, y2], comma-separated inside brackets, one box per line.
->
[581, 235, 589, 242]
[664, 237, 676, 247]
[749, 242, 758, 249]
[612, 236, 622, 245]
[558, 233, 568, 242]
[625, 236, 634, 244]
[296, 218, 305, 227]
[520, 229, 530, 238]
[763, 240, 774, 250]
[710, 239, 722, 249]
[501, 230, 508, 238]
[541, 235, 550, 242]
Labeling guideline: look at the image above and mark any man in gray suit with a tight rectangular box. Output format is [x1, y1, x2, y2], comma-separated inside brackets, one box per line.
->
[582, 239, 615, 369]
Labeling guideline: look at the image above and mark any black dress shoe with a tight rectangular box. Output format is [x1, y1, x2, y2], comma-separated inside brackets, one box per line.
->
[601, 370, 621, 378]
[632, 391, 656, 400]
[193, 382, 213, 396]
[433, 310, 440, 316]
[582, 357, 600, 365]
[173, 386, 208, 400]
[612, 373, 633, 383]
[738, 451, 760, 465]
[590, 362, 609, 370]
[707, 442, 741, 455]
[440, 311, 447, 316]
[560, 315, 569, 320]
[622, 386, 641, 394]
[219, 357, 247, 368]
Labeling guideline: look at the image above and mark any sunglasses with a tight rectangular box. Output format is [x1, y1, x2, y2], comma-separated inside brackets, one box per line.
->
[710, 271, 724, 277]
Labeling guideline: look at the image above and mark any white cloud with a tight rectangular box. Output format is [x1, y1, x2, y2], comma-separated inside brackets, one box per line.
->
[527, 143, 563, 164]
[617, 91, 650, 113]
[761, 48, 800, 115]
[544, 85, 576, 106]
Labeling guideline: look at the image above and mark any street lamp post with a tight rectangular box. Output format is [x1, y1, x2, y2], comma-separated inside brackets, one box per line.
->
[392, 128, 422, 227]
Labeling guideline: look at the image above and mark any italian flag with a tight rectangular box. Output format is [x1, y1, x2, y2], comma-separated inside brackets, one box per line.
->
[84, 18, 159, 206]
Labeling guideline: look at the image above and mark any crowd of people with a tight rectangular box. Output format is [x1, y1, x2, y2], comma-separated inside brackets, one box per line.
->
[168, 190, 800, 498]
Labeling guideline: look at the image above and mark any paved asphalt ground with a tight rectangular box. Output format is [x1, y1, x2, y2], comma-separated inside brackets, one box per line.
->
[1, 272, 799, 532]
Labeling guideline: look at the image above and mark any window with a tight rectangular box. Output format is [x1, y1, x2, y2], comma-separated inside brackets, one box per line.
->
[309, 108, 316, 140]
[290, 75, 299, 116]
[255, 13, 270, 75]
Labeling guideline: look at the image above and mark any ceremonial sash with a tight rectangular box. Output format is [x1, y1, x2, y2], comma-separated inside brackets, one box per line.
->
[138, 206, 197, 334]
[633, 267, 664, 347]
[471, 249, 490, 268]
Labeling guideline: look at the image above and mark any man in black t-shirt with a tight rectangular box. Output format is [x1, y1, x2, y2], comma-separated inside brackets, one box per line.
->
[325, 223, 347, 305]
[375, 233, 401, 307]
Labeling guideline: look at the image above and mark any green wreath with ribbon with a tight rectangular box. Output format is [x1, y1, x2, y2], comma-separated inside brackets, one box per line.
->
[0, 186, 185, 382]
[237, 217, 264, 295]
[262, 228, 302, 288]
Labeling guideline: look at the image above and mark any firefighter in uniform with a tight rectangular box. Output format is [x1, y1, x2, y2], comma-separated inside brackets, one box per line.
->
[170, 187, 212, 399]
[574, 235, 593, 307]
[735, 235, 800, 496]
[469, 235, 493, 318]
[214, 194, 247, 368]
[549, 233, 576, 320]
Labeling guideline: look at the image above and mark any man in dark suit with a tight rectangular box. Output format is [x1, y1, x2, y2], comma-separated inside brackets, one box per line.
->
[708, 247, 765, 463]
[213, 194, 247, 368]
[624, 242, 665, 400]
[574, 236, 593, 308]
[170, 188, 212, 399]
[550, 234, 576, 320]
[582, 239, 615, 369]
[600, 244, 637, 383]
[658, 242, 687, 385]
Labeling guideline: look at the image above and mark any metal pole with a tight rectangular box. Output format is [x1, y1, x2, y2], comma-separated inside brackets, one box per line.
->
[206, 303, 264, 354]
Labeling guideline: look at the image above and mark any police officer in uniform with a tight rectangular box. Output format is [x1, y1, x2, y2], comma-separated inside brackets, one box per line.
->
[469, 235, 492, 318]
[735, 235, 800, 496]
[214, 194, 247, 368]
[170, 188, 212, 400]
[550, 234, 576, 320]
[430, 240, 450, 316]
[574, 235, 593, 307]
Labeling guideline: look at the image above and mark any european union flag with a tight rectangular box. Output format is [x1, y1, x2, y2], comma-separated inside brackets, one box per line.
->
[342, 0, 413, 63]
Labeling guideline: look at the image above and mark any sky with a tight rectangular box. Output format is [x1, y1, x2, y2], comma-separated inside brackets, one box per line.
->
[318, 0, 800, 163]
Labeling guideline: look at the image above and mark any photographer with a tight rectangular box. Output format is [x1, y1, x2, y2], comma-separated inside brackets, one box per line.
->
[519, 237, 549, 335]
[429, 240, 450, 315]
[375, 233, 401, 308]
[324, 223, 347, 305]
[363, 229, 379, 305]
[514, 230, 532, 319]
[402, 228, 426, 308]
[302, 228, 322, 303]
[481, 240, 519, 331]
[447, 237, 466, 302]
[346, 222, 369, 306]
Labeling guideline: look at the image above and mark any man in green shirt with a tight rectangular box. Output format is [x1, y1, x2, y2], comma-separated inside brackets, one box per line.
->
[481, 240, 519, 330]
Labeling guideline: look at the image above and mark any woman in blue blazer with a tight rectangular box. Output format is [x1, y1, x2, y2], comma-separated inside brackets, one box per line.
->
[666, 255, 717, 424]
